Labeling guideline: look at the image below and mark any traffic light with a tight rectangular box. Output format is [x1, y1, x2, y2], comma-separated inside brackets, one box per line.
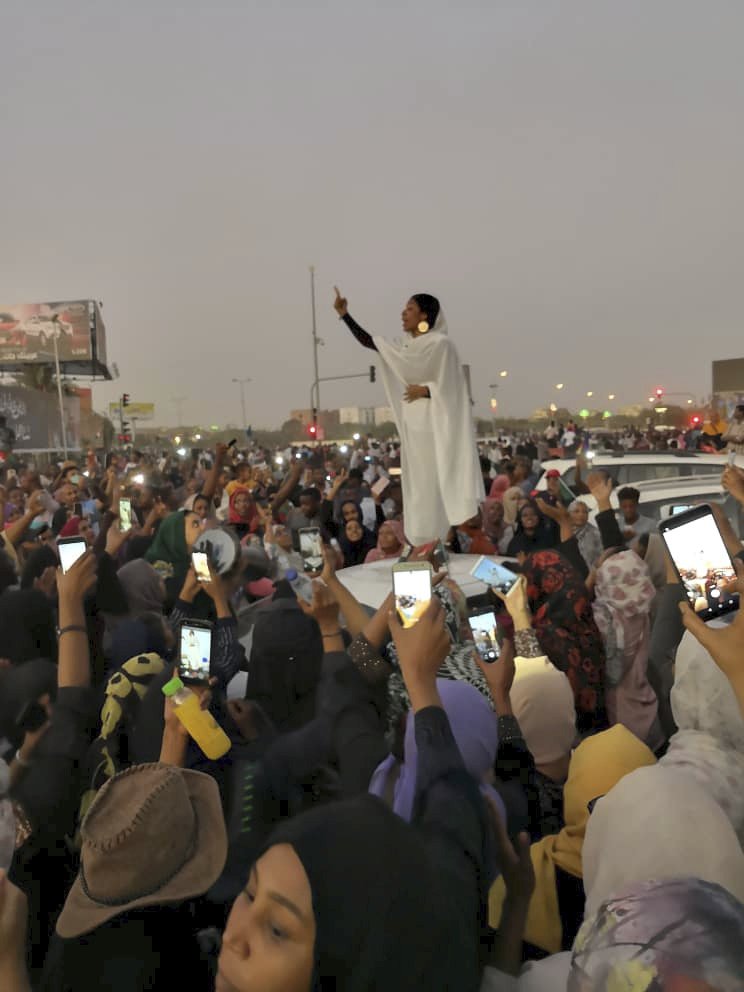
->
[655, 387, 664, 400]
[122, 393, 131, 407]
[121, 420, 131, 435]
[691, 415, 701, 427]
[369, 366, 376, 383]
[308, 424, 317, 438]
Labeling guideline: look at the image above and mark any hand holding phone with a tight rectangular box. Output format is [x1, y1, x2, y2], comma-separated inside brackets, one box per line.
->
[119, 497, 133, 534]
[392, 561, 433, 628]
[470, 556, 519, 595]
[179, 620, 213, 684]
[468, 610, 500, 663]
[58, 537, 87, 574]
[660, 505, 739, 621]
[192, 551, 211, 584]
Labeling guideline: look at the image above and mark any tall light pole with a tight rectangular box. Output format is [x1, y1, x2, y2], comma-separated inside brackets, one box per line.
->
[310, 265, 321, 428]
[232, 377, 252, 433]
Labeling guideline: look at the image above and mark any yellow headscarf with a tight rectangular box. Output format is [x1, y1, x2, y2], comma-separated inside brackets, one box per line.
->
[488, 724, 656, 954]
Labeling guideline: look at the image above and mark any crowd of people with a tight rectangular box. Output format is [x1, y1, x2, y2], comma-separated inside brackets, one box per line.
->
[0, 430, 743, 991]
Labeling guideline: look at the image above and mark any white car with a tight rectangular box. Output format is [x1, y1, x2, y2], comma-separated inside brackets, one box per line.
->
[18, 314, 73, 347]
[576, 474, 744, 538]
[535, 451, 729, 492]
[336, 553, 516, 609]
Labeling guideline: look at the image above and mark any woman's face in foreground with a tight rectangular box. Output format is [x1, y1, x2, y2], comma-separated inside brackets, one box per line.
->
[217, 844, 316, 992]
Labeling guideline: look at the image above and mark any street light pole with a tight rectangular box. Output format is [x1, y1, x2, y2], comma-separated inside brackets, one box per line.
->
[232, 378, 252, 433]
[310, 266, 321, 426]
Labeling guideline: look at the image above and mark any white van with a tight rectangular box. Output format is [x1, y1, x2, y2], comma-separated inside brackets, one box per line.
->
[535, 451, 728, 492]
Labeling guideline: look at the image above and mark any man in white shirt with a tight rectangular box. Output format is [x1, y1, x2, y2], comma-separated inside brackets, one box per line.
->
[616, 486, 656, 540]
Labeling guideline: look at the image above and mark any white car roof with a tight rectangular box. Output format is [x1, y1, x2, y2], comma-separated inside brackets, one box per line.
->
[336, 553, 516, 609]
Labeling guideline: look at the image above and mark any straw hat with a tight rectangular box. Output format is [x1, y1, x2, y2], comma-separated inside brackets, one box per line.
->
[56, 762, 227, 938]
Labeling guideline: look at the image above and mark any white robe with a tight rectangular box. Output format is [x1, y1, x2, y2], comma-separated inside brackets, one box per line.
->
[373, 314, 484, 545]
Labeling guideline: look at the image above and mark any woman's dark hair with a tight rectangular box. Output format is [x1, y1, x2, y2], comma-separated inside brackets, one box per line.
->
[21, 545, 59, 590]
[411, 293, 440, 328]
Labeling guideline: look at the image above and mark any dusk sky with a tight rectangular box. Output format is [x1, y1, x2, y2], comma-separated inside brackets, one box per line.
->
[3, 1, 744, 428]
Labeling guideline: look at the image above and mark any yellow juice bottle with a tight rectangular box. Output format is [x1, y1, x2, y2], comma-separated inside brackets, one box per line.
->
[162, 676, 231, 760]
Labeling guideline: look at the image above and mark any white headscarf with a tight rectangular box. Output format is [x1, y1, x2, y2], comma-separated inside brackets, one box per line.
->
[659, 628, 744, 844]
[582, 764, 744, 918]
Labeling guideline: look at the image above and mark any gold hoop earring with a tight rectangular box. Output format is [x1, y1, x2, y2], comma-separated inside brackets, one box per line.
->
[417, 321, 430, 333]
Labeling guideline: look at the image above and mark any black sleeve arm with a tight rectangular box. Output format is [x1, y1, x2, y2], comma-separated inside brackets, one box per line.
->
[342, 313, 378, 352]
[595, 507, 627, 550]
[558, 535, 589, 581]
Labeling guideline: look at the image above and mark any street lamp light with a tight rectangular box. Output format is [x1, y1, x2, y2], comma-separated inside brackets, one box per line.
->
[499, 370, 508, 378]
[556, 383, 564, 390]
[608, 394, 615, 401]
[231, 378, 252, 433]
[586, 391, 594, 398]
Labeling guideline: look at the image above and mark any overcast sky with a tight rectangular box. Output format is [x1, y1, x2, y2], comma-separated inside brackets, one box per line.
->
[3, 1, 744, 429]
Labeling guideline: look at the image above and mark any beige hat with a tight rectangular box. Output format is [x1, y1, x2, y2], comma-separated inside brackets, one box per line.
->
[56, 762, 227, 938]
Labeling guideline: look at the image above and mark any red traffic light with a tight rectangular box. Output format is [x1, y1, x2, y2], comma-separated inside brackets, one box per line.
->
[691, 415, 701, 426]
[308, 424, 317, 436]
[655, 387, 664, 398]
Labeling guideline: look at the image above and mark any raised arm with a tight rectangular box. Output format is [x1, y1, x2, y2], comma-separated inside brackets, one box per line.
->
[334, 287, 378, 351]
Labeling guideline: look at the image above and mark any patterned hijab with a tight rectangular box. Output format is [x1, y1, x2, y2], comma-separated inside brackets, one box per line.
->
[570, 878, 744, 991]
[524, 550, 607, 732]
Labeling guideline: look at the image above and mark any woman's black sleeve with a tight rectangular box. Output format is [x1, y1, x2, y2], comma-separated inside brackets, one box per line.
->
[594, 508, 626, 551]
[342, 313, 378, 351]
[559, 535, 589, 581]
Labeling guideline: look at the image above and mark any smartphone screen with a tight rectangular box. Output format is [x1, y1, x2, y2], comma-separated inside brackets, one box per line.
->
[469, 610, 500, 663]
[660, 507, 739, 621]
[299, 527, 323, 572]
[119, 497, 133, 533]
[180, 622, 212, 682]
[471, 556, 519, 595]
[393, 563, 432, 628]
[192, 551, 211, 583]
[58, 537, 87, 574]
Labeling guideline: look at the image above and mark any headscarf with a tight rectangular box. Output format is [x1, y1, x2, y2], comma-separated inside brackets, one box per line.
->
[144, 512, 194, 609]
[262, 794, 487, 992]
[488, 724, 656, 955]
[660, 629, 744, 844]
[116, 559, 166, 618]
[510, 657, 576, 767]
[582, 765, 744, 920]
[488, 475, 510, 500]
[78, 652, 168, 828]
[524, 550, 607, 732]
[109, 618, 168, 676]
[364, 519, 406, 564]
[59, 516, 82, 538]
[568, 501, 602, 570]
[369, 678, 504, 823]
[227, 486, 259, 536]
[506, 503, 557, 557]
[570, 878, 744, 991]
[338, 523, 377, 568]
[0, 658, 57, 749]
[592, 550, 660, 746]
[245, 598, 323, 732]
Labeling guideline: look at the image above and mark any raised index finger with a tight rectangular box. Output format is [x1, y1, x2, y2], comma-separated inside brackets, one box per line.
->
[334, 286, 342, 298]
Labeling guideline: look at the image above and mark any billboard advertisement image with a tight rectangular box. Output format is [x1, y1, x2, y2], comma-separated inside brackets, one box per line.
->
[0, 300, 109, 377]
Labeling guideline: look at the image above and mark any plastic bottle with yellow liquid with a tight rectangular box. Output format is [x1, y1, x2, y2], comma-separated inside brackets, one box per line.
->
[162, 676, 231, 760]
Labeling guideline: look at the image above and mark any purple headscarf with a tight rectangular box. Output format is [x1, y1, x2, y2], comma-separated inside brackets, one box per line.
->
[369, 678, 505, 823]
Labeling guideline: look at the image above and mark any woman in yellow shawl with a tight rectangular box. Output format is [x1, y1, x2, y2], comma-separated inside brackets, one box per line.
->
[488, 723, 655, 960]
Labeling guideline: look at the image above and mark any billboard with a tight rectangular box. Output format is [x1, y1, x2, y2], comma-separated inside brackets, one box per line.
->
[0, 300, 110, 378]
[713, 358, 744, 394]
[0, 385, 81, 451]
[108, 402, 155, 421]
